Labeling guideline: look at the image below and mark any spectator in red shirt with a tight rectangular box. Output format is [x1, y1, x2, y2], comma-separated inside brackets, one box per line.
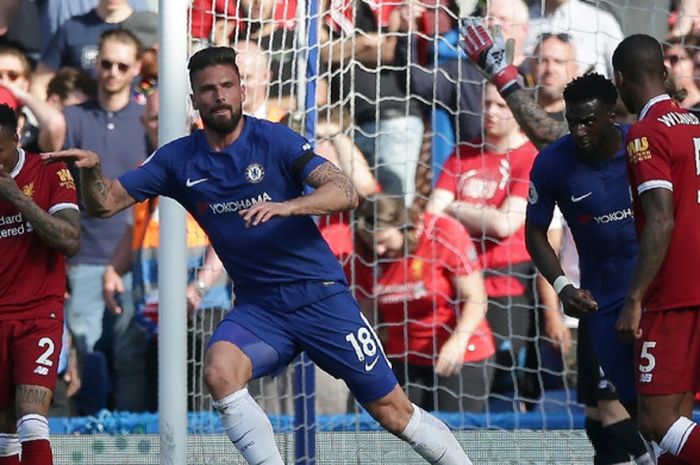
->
[426, 83, 538, 401]
[352, 195, 495, 412]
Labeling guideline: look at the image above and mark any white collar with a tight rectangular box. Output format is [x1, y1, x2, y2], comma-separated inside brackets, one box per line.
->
[639, 94, 672, 120]
[9, 148, 25, 179]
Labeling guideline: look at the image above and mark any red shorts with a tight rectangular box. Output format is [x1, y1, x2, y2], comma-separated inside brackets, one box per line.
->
[0, 318, 64, 407]
[635, 306, 700, 395]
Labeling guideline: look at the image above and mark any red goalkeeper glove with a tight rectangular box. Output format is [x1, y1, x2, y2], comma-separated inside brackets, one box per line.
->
[460, 17, 520, 95]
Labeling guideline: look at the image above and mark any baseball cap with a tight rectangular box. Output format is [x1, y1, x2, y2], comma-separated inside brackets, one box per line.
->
[0, 85, 19, 112]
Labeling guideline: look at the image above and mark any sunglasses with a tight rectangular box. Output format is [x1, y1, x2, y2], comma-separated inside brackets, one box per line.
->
[0, 69, 23, 82]
[99, 59, 131, 73]
[665, 54, 689, 66]
[537, 32, 573, 43]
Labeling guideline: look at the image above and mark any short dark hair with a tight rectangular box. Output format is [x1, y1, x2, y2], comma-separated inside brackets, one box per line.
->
[0, 44, 31, 79]
[0, 103, 18, 135]
[188, 46, 240, 86]
[563, 73, 618, 109]
[47, 67, 97, 102]
[99, 28, 143, 58]
[612, 34, 665, 82]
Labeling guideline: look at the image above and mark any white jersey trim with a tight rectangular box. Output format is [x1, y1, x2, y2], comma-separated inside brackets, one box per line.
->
[49, 203, 80, 215]
[639, 94, 672, 120]
[9, 148, 25, 178]
[638, 180, 673, 194]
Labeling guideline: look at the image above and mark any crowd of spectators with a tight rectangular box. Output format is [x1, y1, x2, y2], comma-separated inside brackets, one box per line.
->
[1, 0, 699, 417]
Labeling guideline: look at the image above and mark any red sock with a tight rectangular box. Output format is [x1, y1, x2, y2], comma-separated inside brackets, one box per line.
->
[659, 453, 690, 465]
[0, 456, 20, 465]
[678, 425, 700, 465]
[20, 440, 52, 465]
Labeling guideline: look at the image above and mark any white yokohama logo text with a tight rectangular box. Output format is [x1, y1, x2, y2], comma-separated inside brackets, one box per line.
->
[594, 208, 633, 224]
[209, 193, 272, 214]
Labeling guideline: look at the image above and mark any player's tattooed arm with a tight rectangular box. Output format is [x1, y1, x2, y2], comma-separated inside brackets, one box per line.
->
[80, 163, 135, 218]
[41, 149, 137, 217]
[26, 204, 80, 256]
[301, 161, 359, 213]
[240, 161, 360, 227]
[505, 89, 568, 149]
[0, 179, 81, 256]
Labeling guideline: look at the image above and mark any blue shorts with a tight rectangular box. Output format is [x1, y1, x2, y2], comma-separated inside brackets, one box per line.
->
[208, 282, 397, 404]
[577, 304, 636, 406]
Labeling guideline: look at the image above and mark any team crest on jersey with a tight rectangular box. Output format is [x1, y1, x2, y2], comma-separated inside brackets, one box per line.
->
[22, 183, 34, 198]
[57, 169, 76, 189]
[627, 137, 651, 163]
[528, 182, 538, 205]
[244, 163, 265, 183]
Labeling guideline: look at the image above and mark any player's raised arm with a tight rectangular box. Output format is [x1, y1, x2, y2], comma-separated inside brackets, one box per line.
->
[42, 148, 137, 218]
[460, 18, 568, 149]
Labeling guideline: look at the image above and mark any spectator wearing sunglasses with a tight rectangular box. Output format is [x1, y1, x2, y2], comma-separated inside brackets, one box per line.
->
[525, 0, 623, 78]
[31, 0, 157, 101]
[663, 35, 700, 112]
[53, 28, 150, 413]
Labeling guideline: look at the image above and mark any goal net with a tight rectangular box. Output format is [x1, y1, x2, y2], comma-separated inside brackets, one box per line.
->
[51, 0, 685, 463]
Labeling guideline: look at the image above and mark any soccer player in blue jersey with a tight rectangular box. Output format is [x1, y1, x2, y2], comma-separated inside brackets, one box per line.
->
[42, 46, 473, 465]
[525, 73, 653, 465]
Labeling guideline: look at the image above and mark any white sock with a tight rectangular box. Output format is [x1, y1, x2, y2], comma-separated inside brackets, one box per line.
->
[660, 416, 696, 456]
[0, 433, 20, 457]
[16, 414, 50, 442]
[213, 388, 284, 465]
[398, 403, 473, 465]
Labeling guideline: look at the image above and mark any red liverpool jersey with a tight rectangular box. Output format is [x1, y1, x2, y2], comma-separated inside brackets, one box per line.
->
[0, 150, 78, 320]
[435, 140, 537, 297]
[353, 213, 495, 366]
[626, 95, 700, 311]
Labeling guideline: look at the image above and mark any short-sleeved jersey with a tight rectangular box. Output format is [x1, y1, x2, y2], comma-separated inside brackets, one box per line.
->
[0, 150, 79, 320]
[626, 95, 700, 312]
[119, 117, 347, 307]
[527, 126, 639, 311]
[352, 213, 495, 365]
[435, 140, 538, 297]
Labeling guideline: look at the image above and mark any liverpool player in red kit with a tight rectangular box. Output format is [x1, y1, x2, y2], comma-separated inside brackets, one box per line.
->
[0, 102, 80, 465]
[613, 35, 700, 464]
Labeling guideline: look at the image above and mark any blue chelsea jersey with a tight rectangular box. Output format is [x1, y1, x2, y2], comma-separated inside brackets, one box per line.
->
[526, 124, 638, 310]
[119, 116, 347, 305]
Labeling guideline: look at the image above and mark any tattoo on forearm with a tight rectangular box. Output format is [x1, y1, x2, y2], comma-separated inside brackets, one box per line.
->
[82, 165, 109, 202]
[307, 162, 358, 205]
[507, 90, 568, 149]
[9, 190, 80, 255]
